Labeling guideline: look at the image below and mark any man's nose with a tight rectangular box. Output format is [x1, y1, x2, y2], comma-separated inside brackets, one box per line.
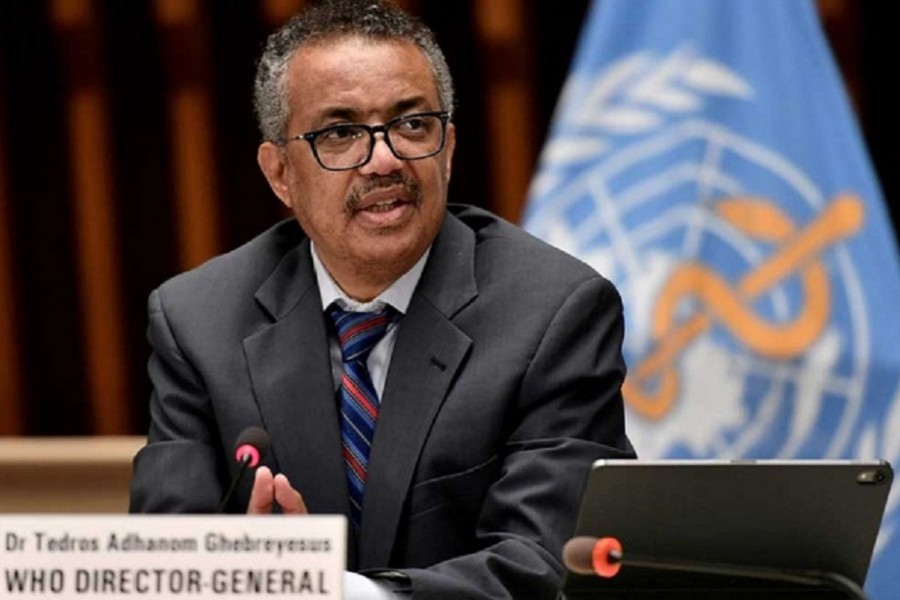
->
[359, 133, 403, 175]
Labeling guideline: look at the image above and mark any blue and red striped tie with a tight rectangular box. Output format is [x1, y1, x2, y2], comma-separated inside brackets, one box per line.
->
[327, 305, 399, 531]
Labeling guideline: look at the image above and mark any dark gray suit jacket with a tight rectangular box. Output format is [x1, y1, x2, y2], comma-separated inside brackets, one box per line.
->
[130, 204, 635, 599]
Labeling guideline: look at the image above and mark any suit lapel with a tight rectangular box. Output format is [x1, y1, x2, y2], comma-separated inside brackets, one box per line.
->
[243, 241, 349, 516]
[359, 213, 478, 568]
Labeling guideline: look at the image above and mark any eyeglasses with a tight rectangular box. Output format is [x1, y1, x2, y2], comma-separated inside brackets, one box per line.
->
[283, 111, 451, 171]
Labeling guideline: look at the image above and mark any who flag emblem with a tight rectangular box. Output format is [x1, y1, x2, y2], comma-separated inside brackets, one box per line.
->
[524, 0, 900, 596]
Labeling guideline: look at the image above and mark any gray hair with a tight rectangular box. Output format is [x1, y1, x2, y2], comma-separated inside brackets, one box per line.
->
[253, 0, 455, 142]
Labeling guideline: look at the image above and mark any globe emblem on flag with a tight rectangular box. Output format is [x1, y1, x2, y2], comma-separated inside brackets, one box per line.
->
[526, 52, 871, 463]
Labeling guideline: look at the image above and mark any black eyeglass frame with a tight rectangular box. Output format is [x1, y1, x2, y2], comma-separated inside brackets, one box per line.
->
[282, 111, 452, 171]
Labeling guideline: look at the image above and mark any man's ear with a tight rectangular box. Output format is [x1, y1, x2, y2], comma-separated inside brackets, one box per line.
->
[442, 122, 456, 183]
[257, 142, 292, 208]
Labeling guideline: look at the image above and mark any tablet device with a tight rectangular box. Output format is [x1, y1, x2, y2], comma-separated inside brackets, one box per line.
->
[562, 459, 893, 598]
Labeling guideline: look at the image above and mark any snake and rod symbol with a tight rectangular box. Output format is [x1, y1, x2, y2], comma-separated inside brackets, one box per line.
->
[624, 193, 865, 420]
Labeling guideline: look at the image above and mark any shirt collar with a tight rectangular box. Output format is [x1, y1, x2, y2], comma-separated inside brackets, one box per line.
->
[311, 242, 429, 314]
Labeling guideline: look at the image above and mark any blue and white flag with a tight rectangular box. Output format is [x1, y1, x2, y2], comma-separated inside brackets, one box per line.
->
[524, 0, 900, 596]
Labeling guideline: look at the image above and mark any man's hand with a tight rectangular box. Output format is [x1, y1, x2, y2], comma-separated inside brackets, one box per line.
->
[246, 466, 308, 514]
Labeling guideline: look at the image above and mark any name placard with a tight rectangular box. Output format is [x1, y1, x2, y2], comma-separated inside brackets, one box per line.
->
[0, 515, 345, 598]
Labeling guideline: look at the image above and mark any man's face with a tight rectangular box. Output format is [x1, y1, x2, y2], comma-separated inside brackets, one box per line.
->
[258, 37, 455, 299]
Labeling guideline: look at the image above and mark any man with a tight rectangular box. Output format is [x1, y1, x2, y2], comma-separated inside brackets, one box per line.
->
[130, 1, 635, 597]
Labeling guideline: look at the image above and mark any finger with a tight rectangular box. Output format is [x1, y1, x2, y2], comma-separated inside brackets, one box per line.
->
[273, 473, 308, 514]
[246, 466, 275, 514]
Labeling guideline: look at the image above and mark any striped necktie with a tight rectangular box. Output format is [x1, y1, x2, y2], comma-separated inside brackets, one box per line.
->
[327, 305, 399, 531]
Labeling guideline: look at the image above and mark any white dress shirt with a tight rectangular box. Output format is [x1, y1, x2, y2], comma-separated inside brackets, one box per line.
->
[312, 243, 429, 397]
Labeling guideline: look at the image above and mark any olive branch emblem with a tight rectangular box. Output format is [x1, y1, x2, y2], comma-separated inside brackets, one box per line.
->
[540, 44, 753, 167]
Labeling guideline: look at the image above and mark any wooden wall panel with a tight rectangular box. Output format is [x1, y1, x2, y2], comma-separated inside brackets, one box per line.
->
[261, 0, 305, 27]
[1, 3, 88, 435]
[154, 0, 221, 271]
[472, 0, 536, 224]
[0, 49, 23, 435]
[51, 0, 129, 434]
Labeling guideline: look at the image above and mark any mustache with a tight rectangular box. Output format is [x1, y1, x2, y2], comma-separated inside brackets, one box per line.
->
[345, 173, 422, 212]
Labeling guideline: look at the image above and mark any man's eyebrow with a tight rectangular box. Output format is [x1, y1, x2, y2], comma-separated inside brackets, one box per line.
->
[313, 97, 436, 126]
[393, 97, 430, 114]
[316, 107, 359, 123]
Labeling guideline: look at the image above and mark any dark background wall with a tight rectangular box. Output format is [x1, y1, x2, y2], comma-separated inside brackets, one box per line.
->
[0, 0, 896, 436]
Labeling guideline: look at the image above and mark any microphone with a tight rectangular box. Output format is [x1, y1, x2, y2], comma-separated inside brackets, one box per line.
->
[563, 536, 624, 578]
[217, 426, 271, 513]
[562, 536, 867, 599]
[234, 426, 269, 468]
